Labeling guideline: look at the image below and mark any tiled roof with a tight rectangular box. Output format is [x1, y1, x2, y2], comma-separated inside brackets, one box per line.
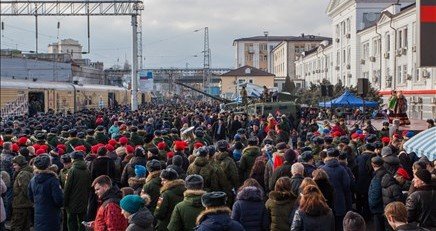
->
[221, 65, 275, 77]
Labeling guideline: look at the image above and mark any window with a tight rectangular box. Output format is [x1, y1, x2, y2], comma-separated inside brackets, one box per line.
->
[346, 18, 351, 33]
[347, 47, 351, 64]
[336, 24, 340, 38]
[343, 50, 346, 64]
[336, 51, 340, 65]
[363, 43, 369, 59]
[274, 83, 278, 87]
[398, 30, 403, 49]
[342, 21, 346, 35]
[404, 27, 408, 47]
[386, 33, 390, 52]
[397, 66, 402, 84]
[412, 22, 416, 45]
[403, 65, 408, 83]
[249, 79, 253, 83]
[414, 63, 420, 82]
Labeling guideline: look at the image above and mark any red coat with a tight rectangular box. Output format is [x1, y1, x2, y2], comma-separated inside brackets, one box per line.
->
[94, 201, 128, 231]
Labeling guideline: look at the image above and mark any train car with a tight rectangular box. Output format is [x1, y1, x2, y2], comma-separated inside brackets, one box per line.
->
[0, 79, 130, 117]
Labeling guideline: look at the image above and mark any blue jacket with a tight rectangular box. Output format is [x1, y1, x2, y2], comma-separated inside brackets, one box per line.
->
[355, 151, 375, 194]
[28, 170, 64, 231]
[368, 167, 387, 214]
[196, 207, 245, 231]
[321, 158, 351, 216]
[232, 187, 269, 231]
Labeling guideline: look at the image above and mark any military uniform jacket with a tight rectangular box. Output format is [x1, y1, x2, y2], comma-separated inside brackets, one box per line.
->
[154, 179, 186, 231]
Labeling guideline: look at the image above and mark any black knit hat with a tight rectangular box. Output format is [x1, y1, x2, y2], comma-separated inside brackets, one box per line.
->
[276, 142, 287, 150]
[146, 159, 161, 172]
[160, 168, 179, 181]
[301, 151, 313, 162]
[284, 149, 297, 163]
[70, 151, 84, 160]
[196, 147, 208, 157]
[201, 191, 227, 207]
[415, 169, 432, 184]
[185, 174, 204, 190]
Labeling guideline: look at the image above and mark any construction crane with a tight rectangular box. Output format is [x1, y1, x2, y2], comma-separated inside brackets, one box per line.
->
[0, 0, 144, 110]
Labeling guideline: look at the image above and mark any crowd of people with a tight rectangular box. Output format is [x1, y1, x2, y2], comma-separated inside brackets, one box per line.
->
[0, 99, 435, 231]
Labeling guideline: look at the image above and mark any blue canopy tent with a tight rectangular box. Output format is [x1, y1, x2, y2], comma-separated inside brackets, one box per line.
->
[318, 91, 378, 108]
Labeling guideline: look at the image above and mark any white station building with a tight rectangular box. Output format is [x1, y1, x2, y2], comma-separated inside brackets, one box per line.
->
[295, 0, 436, 120]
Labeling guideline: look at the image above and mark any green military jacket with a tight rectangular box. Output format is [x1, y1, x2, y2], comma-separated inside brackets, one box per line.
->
[64, 160, 92, 213]
[12, 165, 33, 208]
[239, 146, 261, 181]
[167, 189, 205, 231]
[143, 171, 162, 214]
[154, 179, 186, 231]
[187, 157, 219, 192]
[214, 151, 239, 189]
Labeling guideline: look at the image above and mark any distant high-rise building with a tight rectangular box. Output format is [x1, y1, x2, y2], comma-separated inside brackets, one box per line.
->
[48, 39, 83, 60]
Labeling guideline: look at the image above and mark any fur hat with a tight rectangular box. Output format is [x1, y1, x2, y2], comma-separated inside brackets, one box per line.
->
[185, 174, 204, 190]
[381, 146, 393, 157]
[160, 168, 178, 181]
[70, 151, 85, 160]
[12, 155, 28, 167]
[371, 156, 384, 166]
[146, 159, 161, 172]
[415, 169, 432, 184]
[326, 148, 340, 157]
[33, 154, 51, 170]
[201, 191, 227, 207]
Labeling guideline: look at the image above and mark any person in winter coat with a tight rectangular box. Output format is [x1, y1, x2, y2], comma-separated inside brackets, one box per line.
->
[142, 160, 162, 214]
[0, 178, 7, 230]
[239, 138, 261, 182]
[300, 151, 316, 177]
[28, 154, 64, 231]
[265, 177, 297, 231]
[381, 169, 403, 207]
[120, 195, 154, 231]
[312, 169, 335, 211]
[291, 185, 335, 231]
[231, 185, 269, 231]
[168, 175, 206, 231]
[167, 155, 186, 180]
[406, 169, 436, 229]
[87, 175, 128, 231]
[381, 146, 400, 175]
[187, 147, 219, 192]
[368, 156, 388, 231]
[121, 147, 148, 187]
[64, 152, 91, 231]
[128, 165, 147, 194]
[321, 148, 351, 231]
[354, 143, 375, 220]
[154, 168, 186, 231]
[195, 191, 244, 231]
[90, 147, 117, 181]
[214, 141, 239, 203]
[385, 201, 427, 231]
[268, 149, 297, 191]
[11, 155, 33, 230]
[290, 163, 305, 197]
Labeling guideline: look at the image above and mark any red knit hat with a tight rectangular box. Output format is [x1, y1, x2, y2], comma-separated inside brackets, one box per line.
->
[33, 144, 41, 150]
[157, 141, 166, 150]
[17, 137, 28, 146]
[381, 137, 390, 144]
[119, 137, 128, 145]
[96, 117, 103, 125]
[91, 145, 99, 154]
[193, 142, 204, 149]
[11, 143, 19, 153]
[351, 133, 359, 139]
[57, 148, 65, 156]
[106, 144, 115, 152]
[75, 145, 86, 153]
[332, 131, 341, 138]
[35, 149, 45, 156]
[174, 141, 187, 151]
[57, 144, 66, 152]
[125, 145, 134, 154]
[108, 139, 117, 146]
[166, 151, 174, 159]
[39, 145, 48, 152]
[396, 167, 410, 180]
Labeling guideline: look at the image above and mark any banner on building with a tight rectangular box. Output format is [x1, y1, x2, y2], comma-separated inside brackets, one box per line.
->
[139, 70, 154, 92]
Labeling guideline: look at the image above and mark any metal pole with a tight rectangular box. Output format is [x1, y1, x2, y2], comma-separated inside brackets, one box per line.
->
[131, 15, 138, 110]
[35, 15, 38, 54]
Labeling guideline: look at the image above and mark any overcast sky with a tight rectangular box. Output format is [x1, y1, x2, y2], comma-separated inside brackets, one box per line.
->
[0, 0, 331, 69]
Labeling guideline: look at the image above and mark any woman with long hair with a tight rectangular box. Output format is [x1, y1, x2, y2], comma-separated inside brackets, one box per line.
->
[232, 178, 269, 231]
[265, 177, 297, 230]
[291, 185, 335, 231]
[312, 169, 335, 211]
[249, 160, 266, 192]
